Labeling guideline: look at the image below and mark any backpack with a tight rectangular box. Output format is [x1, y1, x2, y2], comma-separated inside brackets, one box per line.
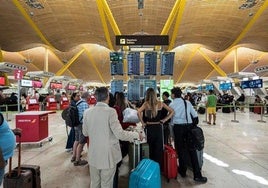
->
[62, 101, 84, 127]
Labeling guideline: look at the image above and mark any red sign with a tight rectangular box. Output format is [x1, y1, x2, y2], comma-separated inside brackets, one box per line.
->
[14, 69, 23, 80]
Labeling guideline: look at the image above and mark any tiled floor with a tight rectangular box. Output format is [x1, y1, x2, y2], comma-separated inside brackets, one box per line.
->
[1, 109, 268, 188]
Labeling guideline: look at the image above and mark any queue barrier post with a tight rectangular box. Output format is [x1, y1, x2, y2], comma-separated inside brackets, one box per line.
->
[202, 107, 208, 123]
[231, 101, 239, 123]
[257, 104, 266, 123]
[5, 104, 11, 121]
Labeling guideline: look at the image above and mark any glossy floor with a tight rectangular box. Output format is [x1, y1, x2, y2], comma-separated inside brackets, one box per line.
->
[1, 109, 268, 188]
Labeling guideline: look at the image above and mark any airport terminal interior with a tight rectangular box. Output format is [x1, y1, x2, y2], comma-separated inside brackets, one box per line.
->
[0, 0, 268, 188]
[0, 109, 267, 188]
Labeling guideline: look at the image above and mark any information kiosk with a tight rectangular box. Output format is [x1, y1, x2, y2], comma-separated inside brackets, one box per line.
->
[26, 97, 39, 111]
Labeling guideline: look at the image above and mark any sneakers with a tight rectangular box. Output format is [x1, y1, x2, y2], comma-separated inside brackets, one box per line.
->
[213, 122, 216, 125]
[207, 122, 211, 125]
[74, 159, 88, 166]
[194, 176, 207, 183]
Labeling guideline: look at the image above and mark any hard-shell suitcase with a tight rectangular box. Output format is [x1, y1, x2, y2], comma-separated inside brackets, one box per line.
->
[19, 165, 41, 188]
[3, 133, 33, 188]
[163, 145, 178, 182]
[128, 142, 149, 170]
[129, 140, 161, 188]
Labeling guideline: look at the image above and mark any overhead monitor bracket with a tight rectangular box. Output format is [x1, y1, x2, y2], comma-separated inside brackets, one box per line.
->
[0, 62, 27, 73]
[26, 71, 55, 78]
[227, 72, 257, 79]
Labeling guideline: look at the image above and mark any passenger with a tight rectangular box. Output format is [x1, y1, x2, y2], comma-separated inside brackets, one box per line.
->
[0, 113, 21, 186]
[82, 87, 143, 188]
[137, 88, 174, 168]
[113, 92, 136, 188]
[206, 89, 217, 125]
[169, 87, 207, 183]
[65, 93, 76, 152]
[236, 93, 245, 112]
[161, 91, 172, 145]
[71, 92, 89, 166]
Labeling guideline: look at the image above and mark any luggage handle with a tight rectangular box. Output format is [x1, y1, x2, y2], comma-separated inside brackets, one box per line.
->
[8, 131, 22, 177]
[133, 139, 140, 168]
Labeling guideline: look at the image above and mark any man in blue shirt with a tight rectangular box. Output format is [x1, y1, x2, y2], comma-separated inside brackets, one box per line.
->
[169, 87, 207, 183]
[71, 92, 90, 166]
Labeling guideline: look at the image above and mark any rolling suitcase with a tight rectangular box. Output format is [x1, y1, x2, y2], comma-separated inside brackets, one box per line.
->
[163, 145, 178, 182]
[19, 165, 41, 188]
[129, 140, 161, 188]
[128, 142, 149, 170]
[3, 133, 33, 188]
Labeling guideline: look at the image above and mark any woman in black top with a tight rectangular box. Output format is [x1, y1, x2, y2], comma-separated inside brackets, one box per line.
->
[137, 88, 174, 167]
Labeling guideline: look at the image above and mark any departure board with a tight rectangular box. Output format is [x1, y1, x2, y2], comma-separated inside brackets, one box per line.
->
[127, 52, 140, 75]
[140, 80, 157, 98]
[127, 80, 140, 101]
[127, 79, 157, 101]
[110, 52, 124, 75]
[160, 52, 175, 75]
[144, 52, 157, 75]
[111, 80, 124, 95]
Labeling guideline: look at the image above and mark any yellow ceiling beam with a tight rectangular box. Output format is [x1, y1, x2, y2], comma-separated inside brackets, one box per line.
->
[48, 50, 76, 78]
[205, 47, 236, 79]
[234, 48, 238, 72]
[229, 1, 268, 48]
[101, 0, 121, 35]
[198, 48, 227, 77]
[168, 0, 186, 51]
[161, 0, 181, 35]
[96, 0, 114, 51]
[55, 49, 85, 76]
[83, 47, 106, 84]
[12, 0, 54, 49]
[175, 46, 200, 84]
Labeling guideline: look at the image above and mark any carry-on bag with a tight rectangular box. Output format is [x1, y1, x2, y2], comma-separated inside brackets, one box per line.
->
[163, 145, 178, 182]
[3, 133, 33, 188]
[129, 139, 161, 188]
[161, 124, 178, 182]
[128, 142, 149, 170]
[19, 164, 41, 188]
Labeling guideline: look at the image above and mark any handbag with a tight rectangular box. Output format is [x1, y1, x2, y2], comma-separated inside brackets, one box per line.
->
[122, 107, 140, 123]
[183, 100, 204, 151]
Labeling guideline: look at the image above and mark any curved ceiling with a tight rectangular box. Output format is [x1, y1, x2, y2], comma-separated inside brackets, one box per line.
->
[0, 0, 268, 85]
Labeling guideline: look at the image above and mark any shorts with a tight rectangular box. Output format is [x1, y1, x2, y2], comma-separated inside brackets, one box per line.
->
[74, 125, 86, 144]
[207, 107, 216, 114]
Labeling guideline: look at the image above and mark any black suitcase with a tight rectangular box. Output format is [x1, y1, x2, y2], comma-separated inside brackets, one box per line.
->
[19, 165, 41, 188]
[3, 132, 34, 188]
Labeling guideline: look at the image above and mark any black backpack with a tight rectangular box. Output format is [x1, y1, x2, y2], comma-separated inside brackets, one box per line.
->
[62, 101, 84, 127]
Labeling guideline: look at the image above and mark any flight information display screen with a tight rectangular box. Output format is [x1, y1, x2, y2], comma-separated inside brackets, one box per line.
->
[219, 82, 232, 90]
[127, 79, 157, 101]
[127, 52, 140, 75]
[206, 84, 214, 91]
[144, 52, 157, 75]
[111, 80, 124, 95]
[241, 79, 263, 89]
[110, 52, 124, 75]
[160, 52, 175, 75]
[127, 80, 140, 101]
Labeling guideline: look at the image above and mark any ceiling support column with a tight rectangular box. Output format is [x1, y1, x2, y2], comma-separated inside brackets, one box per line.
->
[198, 48, 227, 77]
[168, 0, 186, 51]
[55, 49, 85, 76]
[175, 46, 199, 84]
[96, 0, 114, 50]
[84, 48, 106, 84]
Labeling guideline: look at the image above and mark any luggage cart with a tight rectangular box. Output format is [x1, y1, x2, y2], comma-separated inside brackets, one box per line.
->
[15, 111, 55, 147]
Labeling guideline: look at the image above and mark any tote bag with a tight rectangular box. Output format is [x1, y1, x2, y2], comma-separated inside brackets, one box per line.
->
[122, 108, 140, 123]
